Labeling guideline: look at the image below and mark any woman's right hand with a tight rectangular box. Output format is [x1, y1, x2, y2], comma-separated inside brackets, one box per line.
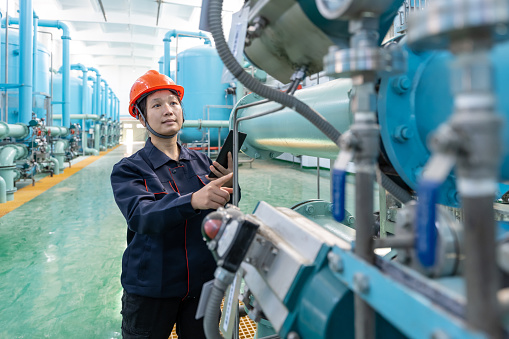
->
[191, 173, 234, 210]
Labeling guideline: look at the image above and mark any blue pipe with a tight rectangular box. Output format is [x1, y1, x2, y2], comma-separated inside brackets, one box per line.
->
[101, 79, 108, 119]
[88, 67, 101, 116]
[87, 75, 96, 116]
[159, 55, 176, 75]
[32, 12, 38, 97]
[2, 14, 71, 126]
[71, 64, 88, 115]
[37, 20, 71, 127]
[158, 56, 164, 74]
[19, 0, 33, 124]
[114, 95, 118, 121]
[163, 30, 209, 77]
[110, 89, 114, 120]
[100, 84, 105, 117]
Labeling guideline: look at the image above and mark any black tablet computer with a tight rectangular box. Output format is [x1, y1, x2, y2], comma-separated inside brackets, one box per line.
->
[209, 130, 247, 178]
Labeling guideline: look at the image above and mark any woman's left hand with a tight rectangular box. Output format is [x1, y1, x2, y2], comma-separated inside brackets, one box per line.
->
[206, 152, 233, 187]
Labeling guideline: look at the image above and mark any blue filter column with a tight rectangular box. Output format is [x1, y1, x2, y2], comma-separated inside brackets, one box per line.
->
[19, 0, 33, 124]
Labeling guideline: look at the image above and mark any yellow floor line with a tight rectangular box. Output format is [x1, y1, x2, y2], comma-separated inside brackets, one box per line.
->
[0, 146, 119, 217]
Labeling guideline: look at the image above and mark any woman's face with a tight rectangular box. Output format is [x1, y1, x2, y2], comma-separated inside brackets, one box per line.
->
[143, 90, 183, 137]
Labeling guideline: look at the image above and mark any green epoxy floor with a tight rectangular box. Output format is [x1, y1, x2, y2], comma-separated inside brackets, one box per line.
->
[0, 143, 361, 338]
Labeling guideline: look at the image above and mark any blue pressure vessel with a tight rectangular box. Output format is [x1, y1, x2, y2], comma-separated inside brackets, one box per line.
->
[176, 44, 233, 146]
[0, 28, 50, 123]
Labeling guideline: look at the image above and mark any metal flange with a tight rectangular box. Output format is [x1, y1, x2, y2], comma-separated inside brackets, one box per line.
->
[324, 44, 406, 78]
[408, 0, 509, 50]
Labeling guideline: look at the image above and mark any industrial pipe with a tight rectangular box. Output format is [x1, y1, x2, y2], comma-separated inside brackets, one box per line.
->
[158, 56, 164, 74]
[46, 126, 69, 137]
[101, 80, 109, 120]
[32, 12, 38, 99]
[0, 144, 29, 201]
[163, 30, 210, 77]
[109, 89, 113, 121]
[0, 122, 30, 139]
[48, 156, 60, 175]
[107, 120, 112, 148]
[0, 175, 6, 203]
[71, 64, 96, 155]
[52, 114, 100, 121]
[94, 123, 101, 152]
[234, 79, 352, 159]
[82, 129, 99, 156]
[37, 20, 71, 127]
[182, 120, 229, 128]
[19, 0, 33, 124]
[88, 67, 101, 116]
[53, 139, 67, 173]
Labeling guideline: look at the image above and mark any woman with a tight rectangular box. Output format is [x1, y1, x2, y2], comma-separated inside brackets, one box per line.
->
[111, 70, 234, 338]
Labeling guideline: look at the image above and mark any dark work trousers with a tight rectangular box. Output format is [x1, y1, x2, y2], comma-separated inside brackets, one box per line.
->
[121, 290, 206, 339]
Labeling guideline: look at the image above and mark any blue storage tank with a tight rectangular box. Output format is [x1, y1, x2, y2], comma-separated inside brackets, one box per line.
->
[52, 74, 94, 130]
[176, 44, 233, 146]
[0, 28, 51, 124]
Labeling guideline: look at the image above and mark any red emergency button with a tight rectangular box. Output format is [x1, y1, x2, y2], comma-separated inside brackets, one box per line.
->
[203, 219, 222, 240]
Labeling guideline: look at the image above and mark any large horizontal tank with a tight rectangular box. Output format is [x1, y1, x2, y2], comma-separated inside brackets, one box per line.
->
[52, 74, 93, 129]
[176, 44, 232, 146]
[0, 28, 51, 124]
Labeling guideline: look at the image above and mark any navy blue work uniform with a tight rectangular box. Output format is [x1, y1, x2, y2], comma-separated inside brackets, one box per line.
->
[111, 138, 229, 338]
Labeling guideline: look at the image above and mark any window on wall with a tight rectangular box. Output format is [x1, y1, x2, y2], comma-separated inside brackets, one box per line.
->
[137, 124, 144, 129]
[124, 124, 132, 128]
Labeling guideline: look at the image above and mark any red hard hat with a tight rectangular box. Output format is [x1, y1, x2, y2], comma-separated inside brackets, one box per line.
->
[128, 70, 184, 118]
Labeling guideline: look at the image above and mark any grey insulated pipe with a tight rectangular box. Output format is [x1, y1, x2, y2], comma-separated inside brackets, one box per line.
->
[208, 0, 342, 147]
[203, 278, 229, 339]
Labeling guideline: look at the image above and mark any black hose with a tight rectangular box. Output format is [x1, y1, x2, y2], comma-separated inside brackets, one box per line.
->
[203, 279, 228, 339]
[377, 169, 413, 204]
[209, 0, 413, 205]
[208, 0, 342, 147]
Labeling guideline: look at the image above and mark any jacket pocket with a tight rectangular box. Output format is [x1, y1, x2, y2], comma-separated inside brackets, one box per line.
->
[143, 176, 167, 196]
[196, 174, 210, 187]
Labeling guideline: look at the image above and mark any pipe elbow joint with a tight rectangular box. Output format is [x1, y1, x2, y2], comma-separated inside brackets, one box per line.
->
[57, 21, 71, 38]
[164, 29, 177, 41]
[0, 144, 27, 166]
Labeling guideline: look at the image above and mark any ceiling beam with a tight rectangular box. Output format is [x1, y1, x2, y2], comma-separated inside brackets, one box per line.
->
[156, 0, 162, 26]
[97, 0, 108, 22]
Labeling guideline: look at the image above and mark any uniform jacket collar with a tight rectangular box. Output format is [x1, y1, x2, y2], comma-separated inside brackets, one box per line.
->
[143, 137, 195, 169]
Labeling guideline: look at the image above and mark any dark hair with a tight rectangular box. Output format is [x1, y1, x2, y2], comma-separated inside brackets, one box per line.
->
[136, 89, 184, 120]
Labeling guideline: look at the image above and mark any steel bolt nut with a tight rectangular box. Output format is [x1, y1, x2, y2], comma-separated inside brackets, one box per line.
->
[392, 76, 411, 94]
[328, 252, 344, 273]
[353, 273, 370, 293]
[305, 205, 315, 215]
